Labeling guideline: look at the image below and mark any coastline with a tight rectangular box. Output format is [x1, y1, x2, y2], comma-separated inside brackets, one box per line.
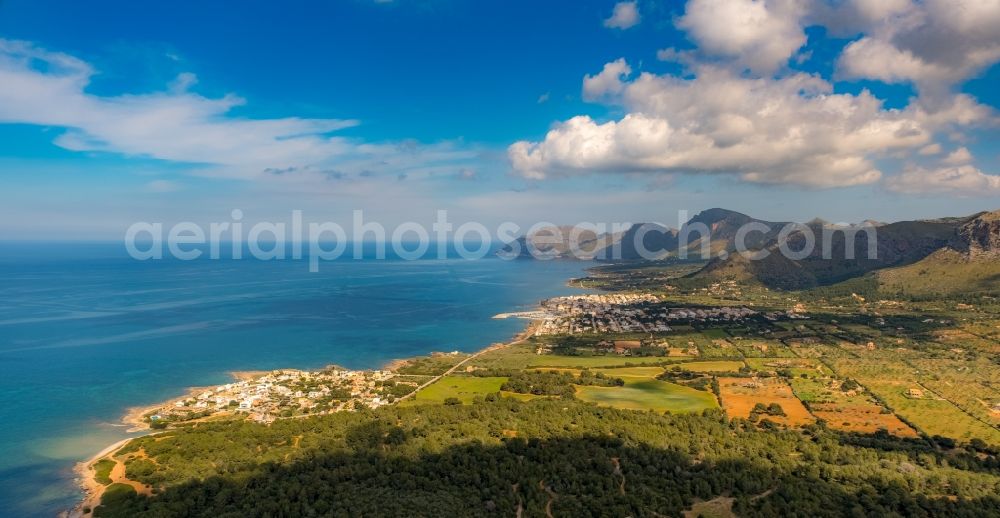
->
[230, 370, 272, 382]
[120, 384, 219, 433]
[69, 303, 551, 515]
[66, 438, 132, 518]
[121, 369, 344, 432]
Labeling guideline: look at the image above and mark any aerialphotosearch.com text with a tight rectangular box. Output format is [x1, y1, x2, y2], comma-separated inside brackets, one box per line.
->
[124, 209, 878, 272]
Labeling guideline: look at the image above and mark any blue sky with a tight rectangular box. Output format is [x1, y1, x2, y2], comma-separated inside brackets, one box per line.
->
[1, 0, 999, 239]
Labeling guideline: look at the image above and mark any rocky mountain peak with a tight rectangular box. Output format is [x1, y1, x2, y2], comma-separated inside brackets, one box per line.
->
[959, 210, 1000, 256]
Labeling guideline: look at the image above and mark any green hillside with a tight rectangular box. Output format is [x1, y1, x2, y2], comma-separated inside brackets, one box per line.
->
[689, 210, 995, 292]
[92, 399, 1000, 517]
[878, 248, 1000, 297]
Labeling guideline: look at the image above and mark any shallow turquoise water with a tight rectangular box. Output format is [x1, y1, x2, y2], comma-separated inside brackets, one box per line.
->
[0, 243, 587, 516]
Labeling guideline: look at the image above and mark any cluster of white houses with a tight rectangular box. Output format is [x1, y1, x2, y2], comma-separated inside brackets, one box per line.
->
[535, 293, 760, 336]
[153, 368, 399, 425]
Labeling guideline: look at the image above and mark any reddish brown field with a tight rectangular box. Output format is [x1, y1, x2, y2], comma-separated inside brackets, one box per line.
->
[809, 402, 918, 437]
[718, 377, 814, 427]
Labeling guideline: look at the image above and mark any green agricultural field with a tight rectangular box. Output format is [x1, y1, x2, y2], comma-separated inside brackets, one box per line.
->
[700, 329, 729, 339]
[686, 333, 744, 359]
[737, 342, 799, 358]
[828, 357, 1000, 443]
[575, 379, 719, 413]
[528, 355, 672, 368]
[864, 381, 1000, 443]
[594, 366, 667, 378]
[786, 377, 833, 403]
[745, 358, 826, 378]
[526, 367, 582, 374]
[672, 361, 745, 373]
[400, 376, 507, 406]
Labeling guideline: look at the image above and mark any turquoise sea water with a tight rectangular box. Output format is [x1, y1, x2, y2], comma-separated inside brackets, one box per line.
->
[0, 243, 587, 516]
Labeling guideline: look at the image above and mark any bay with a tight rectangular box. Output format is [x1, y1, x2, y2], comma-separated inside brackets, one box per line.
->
[0, 242, 587, 516]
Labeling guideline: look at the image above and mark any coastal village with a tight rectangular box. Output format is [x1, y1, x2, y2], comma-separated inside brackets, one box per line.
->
[139, 367, 406, 428]
[138, 290, 811, 429]
[532, 293, 779, 336]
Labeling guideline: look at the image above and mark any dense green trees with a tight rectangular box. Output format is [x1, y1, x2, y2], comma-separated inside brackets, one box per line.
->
[95, 398, 1000, 517]
[500, 370, 623, 396]
[748, 402, 786, 422]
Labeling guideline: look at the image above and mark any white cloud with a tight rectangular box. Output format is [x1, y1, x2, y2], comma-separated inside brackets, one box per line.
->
[839, 37, 938, 84]
[582, 58, 632, 101]
[511, 0, 1000, 194]
[604, 1, 641, 30]
[677, 0, 808, 75]
[169, 72, 199, 93]
[941, 146, 973, 165]
[0, 40, 360, 171]
[837, 0, 1000, 95]
[509, 113, 672, 180]
[655, 47, 696, 65]
[848, 0, 913, 24]
[0, 39, 476, 182]
[906, 92, 997, 128]
[814, 0, 914, 35]
[509, 61, 967, 188]
[886, 164, 1000, 195]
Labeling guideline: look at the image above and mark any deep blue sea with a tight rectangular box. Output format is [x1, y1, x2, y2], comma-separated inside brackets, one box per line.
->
[0, 242, 587, 516]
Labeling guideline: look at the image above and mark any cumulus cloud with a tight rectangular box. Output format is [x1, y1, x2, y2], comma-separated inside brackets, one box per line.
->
[677, 0, 808, 75]
[510, 0, 1000, 193]
[604, 1, 641, 30]
[582, 58, 632, 101]
[0, 39, 476, 182]
[837, 0, 1000, 95]
[885, 164, 1000, 195]
[509, 61, 967, 187]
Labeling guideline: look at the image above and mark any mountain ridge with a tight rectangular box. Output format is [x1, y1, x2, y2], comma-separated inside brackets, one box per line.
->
[498, 208, 789, 261]
[499, 208, 1000, 292]
[693, 209, 999, 291]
